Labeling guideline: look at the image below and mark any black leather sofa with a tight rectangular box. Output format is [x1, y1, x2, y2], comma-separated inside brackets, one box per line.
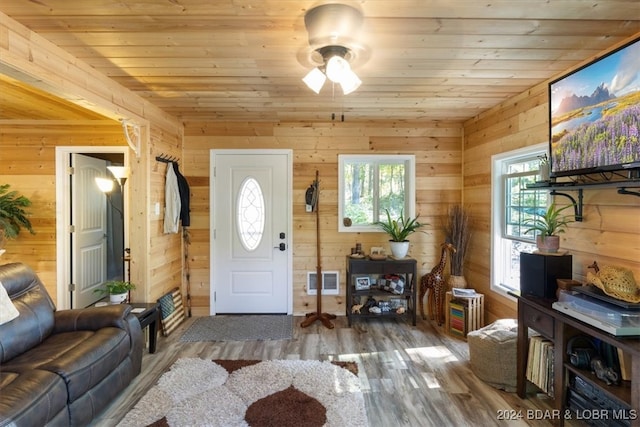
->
[0, 263, 143, 426]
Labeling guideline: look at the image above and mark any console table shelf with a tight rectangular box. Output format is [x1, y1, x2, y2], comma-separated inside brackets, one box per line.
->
[512, 292, 640, 426]
[346, 256, 417, 326]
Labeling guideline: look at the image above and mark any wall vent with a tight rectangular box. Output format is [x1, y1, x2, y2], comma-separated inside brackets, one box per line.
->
[307, 271, 339, 295]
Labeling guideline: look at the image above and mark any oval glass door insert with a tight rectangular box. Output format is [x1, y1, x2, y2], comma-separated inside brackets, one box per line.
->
[237, 177, 265, 251]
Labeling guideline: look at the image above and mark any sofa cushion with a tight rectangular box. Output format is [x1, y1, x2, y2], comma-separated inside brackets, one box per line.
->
[0, 369, 69, 427]
[0, 263, 56, 363]
[4, 327, 132, 402]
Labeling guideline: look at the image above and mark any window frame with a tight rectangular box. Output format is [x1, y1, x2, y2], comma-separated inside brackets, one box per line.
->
[491, 143, 548, 298]
[338, 154, 416, 233]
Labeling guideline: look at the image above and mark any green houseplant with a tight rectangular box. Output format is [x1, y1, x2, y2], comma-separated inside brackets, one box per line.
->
[524, 203, 574, 253]
[376, 209, 426, 258]
[0, 184, 35, 250]
[94, 280, 136, 304]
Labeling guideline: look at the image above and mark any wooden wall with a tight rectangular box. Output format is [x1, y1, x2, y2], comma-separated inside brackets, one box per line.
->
[0, 122, 126, 301]
[182, 121, 463, 316]
[1, 12, 184, 308]
[463, 82, 640, 322]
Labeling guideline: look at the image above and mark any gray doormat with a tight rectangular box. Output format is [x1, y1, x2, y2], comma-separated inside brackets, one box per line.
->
[179, 315, 293, 342]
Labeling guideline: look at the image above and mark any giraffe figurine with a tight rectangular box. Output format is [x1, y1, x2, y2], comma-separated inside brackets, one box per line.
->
[419, 242, 456, 326]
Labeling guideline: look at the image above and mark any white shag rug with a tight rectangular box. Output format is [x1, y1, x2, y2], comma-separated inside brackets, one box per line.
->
[118, 358, 368, 427]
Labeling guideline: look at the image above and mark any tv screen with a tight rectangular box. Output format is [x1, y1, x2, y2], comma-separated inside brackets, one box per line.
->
[549, 37, 640, 178]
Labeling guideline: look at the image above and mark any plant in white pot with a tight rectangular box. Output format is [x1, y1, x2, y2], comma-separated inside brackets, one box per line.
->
[375, 209, 426, 259]
[94, 280, 136, 304]
[0, 184, 35, 253]
[524, 203, 573, 254]
[443, 204, 471, 288]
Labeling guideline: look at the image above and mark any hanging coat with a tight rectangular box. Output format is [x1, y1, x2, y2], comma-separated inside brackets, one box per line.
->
[164, 162, 181, 234]
[172, 161, 191, 227]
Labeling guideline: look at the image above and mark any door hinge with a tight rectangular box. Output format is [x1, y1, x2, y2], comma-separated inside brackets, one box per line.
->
[69, 283, 76, 292]
[69, 225, 75, 233]
[67, 166, 74, 175]
[214, 291, 216, 302]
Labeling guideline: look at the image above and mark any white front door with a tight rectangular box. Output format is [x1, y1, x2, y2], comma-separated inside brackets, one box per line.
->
[71, 154, 108, 308]
[210, 150, 292, 314]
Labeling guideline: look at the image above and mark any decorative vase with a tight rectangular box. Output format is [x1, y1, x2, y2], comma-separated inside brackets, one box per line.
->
[539, 163, 550, 182]
[447, 275, 467, 289]
[109, 292, 128, 304]
[536, 235, 560, 254]
[389, 241, 410, 259]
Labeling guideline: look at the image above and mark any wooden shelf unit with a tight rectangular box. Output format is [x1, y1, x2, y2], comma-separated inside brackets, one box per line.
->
[512, 292, 640, 426]
[346, 256, 417, 326]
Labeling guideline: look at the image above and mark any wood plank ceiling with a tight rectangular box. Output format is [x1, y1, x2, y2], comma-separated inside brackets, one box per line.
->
[1, 0, 639, 123]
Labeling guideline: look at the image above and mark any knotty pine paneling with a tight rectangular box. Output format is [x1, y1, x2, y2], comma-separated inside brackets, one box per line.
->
[0, 123, 125, 304]
[463, 80, 640, 323]
[183, 121, 463, 317]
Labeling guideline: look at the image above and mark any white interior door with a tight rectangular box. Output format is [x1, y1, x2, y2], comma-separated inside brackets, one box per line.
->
[210, 150, 292, 314]
[71, 154, 108, 308]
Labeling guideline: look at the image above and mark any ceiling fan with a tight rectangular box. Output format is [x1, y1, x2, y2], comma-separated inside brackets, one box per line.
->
[300, 3, 370, 95]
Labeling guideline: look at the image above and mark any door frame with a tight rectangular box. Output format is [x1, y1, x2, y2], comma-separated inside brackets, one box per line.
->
[55, 146, 129, 309]
[209, 149, 293, 315]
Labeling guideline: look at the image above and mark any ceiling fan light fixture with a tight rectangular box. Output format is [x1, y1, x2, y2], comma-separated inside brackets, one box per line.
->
[302, 67, 327, 94]
[301, 4, 366, 96]
[302, 45, 361, 95]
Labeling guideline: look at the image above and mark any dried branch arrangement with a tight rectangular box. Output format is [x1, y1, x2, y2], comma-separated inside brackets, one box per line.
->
[444, 205, 471, 276]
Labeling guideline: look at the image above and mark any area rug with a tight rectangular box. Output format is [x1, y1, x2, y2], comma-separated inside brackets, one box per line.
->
[118, 358, 368, 427]
[179, 315, 293, 342]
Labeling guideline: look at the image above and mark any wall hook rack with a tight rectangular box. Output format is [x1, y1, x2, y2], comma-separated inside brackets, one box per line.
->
[155, 154, 179, 164]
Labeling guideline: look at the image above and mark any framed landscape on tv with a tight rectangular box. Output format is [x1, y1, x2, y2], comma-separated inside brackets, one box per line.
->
[549, 37, 640, 177]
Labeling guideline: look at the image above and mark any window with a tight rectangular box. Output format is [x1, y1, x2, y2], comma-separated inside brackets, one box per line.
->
[236, 177, 265, 251]
[338, 154, 415, 232]
[491, 143, 548, 296]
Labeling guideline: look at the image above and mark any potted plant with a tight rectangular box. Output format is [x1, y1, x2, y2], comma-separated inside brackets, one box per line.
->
[443, 205, 471, 288]
[94, 280, 136, 304]
[524, 203, 574, 253]
[375, 209, 426, 258]
[0, 184, 35, 251]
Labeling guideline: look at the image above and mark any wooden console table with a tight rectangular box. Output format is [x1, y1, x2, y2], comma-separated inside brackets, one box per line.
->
[513, 292, 640, 426]
[346, 256, 417, 326]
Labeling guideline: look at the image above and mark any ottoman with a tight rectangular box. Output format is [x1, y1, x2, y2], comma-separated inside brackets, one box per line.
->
[467, 318, 518, 392]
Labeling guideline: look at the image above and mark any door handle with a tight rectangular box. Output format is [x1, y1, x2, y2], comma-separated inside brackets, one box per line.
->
[274, 243, 286, 251]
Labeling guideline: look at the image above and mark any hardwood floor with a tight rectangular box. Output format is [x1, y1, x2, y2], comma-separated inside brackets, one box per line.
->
[93, 315, 571, 427]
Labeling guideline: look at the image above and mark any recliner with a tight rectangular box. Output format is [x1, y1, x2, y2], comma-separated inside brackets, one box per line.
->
[0, 262, 143, 426]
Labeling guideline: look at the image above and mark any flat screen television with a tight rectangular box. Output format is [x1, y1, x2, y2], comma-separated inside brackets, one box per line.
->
[549, 37, 640, 178]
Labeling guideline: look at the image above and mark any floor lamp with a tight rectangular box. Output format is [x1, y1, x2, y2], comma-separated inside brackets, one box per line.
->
[96, 166, 131, 297]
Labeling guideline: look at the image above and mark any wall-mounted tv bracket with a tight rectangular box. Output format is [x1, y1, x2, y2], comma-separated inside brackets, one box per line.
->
[550, 190, 583, 222]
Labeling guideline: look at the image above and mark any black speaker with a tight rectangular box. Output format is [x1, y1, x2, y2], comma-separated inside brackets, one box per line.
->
[520, 252, 572, 299]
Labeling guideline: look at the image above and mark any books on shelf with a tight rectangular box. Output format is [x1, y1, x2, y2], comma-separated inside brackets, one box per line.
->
[526, 335, 554, 397]
[445, 291, 485, 337]
[448, 301, 467, 337]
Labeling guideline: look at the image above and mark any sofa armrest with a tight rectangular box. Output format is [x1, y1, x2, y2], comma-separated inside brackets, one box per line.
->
[53, 305, 132, 333]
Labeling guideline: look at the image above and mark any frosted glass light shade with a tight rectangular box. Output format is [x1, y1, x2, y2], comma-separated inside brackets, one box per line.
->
[95, 177, 115, 193]
[302, 68, 327, 94]
[325, 56, 350, 83]
[340, 69, 362, 95]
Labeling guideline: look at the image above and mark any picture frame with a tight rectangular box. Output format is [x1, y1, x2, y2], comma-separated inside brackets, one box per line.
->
[355, 276, 371, 290]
